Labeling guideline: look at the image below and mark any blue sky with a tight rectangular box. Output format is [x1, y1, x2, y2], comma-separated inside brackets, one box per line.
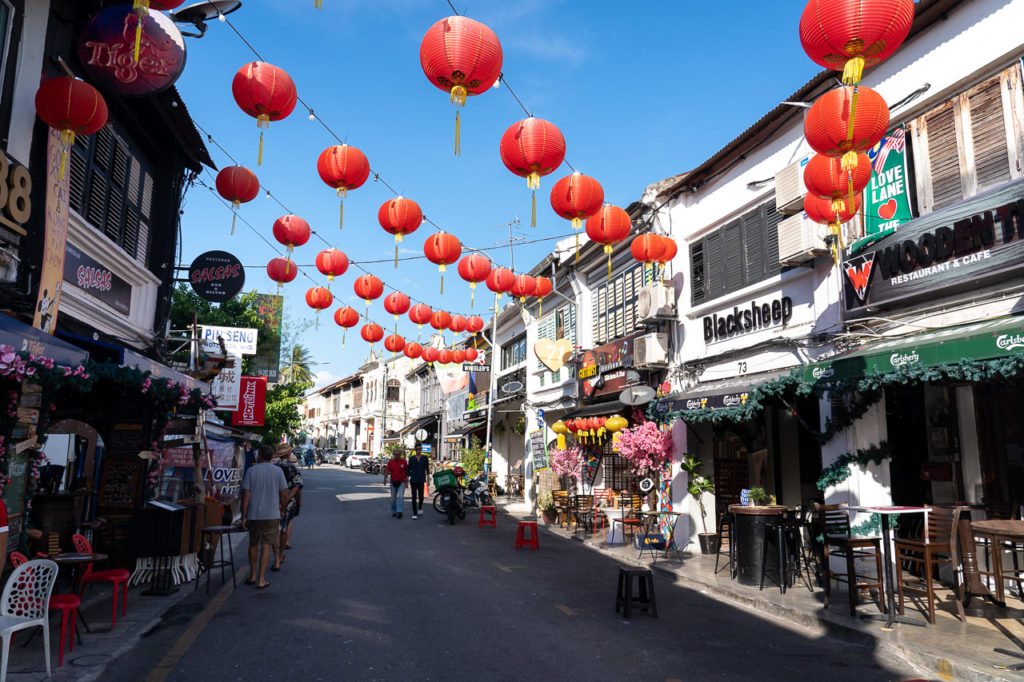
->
[173, 0, 819, 387]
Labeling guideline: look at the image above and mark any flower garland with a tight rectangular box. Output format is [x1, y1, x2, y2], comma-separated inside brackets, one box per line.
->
[850, 513, 896, 537]
[548, 445, 584, 484]
[815, 441, 894, 492]
[616, 420, 673, 477]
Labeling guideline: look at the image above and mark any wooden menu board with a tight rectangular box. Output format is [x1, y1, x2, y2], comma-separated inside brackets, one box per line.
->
[529, 429, 548, 472]
[98, 459, 141, 509]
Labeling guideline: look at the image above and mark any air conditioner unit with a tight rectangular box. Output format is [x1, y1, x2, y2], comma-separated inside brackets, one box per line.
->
[634, 332, 669, 368]
[774, 156, 810, 215]
[777, 212, 829, 265]
[637, 283, 676, 323]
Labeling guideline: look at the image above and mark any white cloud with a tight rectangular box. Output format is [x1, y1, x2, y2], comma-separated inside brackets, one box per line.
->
[313, 370, 341, 390]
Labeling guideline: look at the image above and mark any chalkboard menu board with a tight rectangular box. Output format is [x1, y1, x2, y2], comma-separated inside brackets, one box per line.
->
[2, 450, 28, 519]
[99, 459, 141, 509]
[528, 429, 548, 472]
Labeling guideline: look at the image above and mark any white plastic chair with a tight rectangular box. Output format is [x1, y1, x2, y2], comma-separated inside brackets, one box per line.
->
[0, 559, 58, 681]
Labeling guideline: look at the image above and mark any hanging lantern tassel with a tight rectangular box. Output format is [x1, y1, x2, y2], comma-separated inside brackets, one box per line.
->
[557, 435, 566, 449]
[539, 297, 543, 317]
[337, 186, 347, 229]
[131, 1, 148, 63]
[841, 86, 861, 172]
[527, 173, 540, 227]
[394, 233, 402, 269]
[454, 110, 461, 157]
[58, 130, 74, 180]
[342, 329, 347, 347]
[315, 313, 319, 331]
[605, 244, 613, 281]
[314, 0, 323, 7]
[843, 57, 865, 86]
[470, 281, 476, 308]
[229, 200, 240, 235]
[439, 264, 446, 294]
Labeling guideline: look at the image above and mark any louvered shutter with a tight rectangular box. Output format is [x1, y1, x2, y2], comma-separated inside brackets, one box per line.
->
[625, 265, 642, 332]
[567, 304, 576, 345]
[764, 200, 783, 279]
[690, 241, 705, 306]
[923, 102, 964, 210]
[742, 209, 765, 284]
[968, 76, 1012, 192]
[705, 231, 724, 300]
[722, 219, 744, 294]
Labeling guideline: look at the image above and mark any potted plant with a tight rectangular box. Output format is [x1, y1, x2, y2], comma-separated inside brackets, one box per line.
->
[680, 454, 717, 554]
[748, 487, 771, 506]
[537, 492, 557, 524]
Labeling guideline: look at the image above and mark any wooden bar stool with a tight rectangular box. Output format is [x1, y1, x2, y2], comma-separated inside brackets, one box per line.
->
[615, 567, 657, 618]
[194, 526, 237, 594]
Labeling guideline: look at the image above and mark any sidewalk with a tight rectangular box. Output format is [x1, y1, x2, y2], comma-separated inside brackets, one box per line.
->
[3, 534, 246, 682]
[498, 498, 1024, 682]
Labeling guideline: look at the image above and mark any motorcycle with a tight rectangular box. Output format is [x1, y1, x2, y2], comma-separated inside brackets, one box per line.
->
[432, 473, 494, 524]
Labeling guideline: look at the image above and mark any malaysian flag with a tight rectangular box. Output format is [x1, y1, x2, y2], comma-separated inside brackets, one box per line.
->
[868, 127, 906, 173]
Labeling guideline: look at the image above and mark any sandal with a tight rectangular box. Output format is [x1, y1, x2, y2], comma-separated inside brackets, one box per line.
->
[270, 566, 281, 572]
[256, 582, 271, 590]
[245, 578, 257, 586]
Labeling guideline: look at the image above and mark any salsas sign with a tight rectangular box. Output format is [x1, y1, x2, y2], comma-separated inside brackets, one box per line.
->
[189, 250, 245, 303]
[63, 242, 132, 315]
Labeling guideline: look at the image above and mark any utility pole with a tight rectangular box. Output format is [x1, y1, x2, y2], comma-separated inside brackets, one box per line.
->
[482, 296, 500, 481]
[381, 354, 388, 454]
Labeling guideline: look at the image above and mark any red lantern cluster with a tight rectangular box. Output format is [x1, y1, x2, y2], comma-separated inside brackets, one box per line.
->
[384, 291, 411, 321]
[500, 117, 566, 226]
[586, 205, 632, 281]
[35, 77, 108, 179]
[422, 346, 440, 363]
[409, 303, 433, 337]
[510, 274, 535, 304]
[404, 342, 423, 359]
[353, 275, 384, 317]
[449, 315, 467, 334]
[533, 277, 553, 315]
[317, 144, 369, 230]
[266, 257, 296, 289]
[466, 316, 485, 334]
[361, 322, 384, 347]
[232, 62, 297, 165]
[430, 310, 452, 333]
[215, 166, 260, 235]
[272, 215, 311, 256]
[486, 267, 515, 300]
[384, 334, 406, 355]
[630, 234, 677, 284]
[550, 172, 604, 261]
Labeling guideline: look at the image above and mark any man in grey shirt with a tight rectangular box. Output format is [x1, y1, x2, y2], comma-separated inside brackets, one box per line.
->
[241, 444, 288, 589]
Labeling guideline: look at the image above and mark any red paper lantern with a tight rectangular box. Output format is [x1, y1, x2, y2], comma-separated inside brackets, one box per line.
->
[658, 236, 678, 263]
[334, 306, 359, 346]
[315, 249, 349, 286]
[215, 165, 260, 235]
[804, 152, 873, 213]
[35, 77, 108, 179]
[272, 215, 311, 255]
[551, 172, 604, 261]
[430, 310, 452, 331]
[383, 292, 411, 320]
[420, 16, 503, 155]
[457, 254, 492, 308]
[423, 233, 462, 293]
[378, 197, 423, 267]
[317, 144, 370, 230]
[510, 274, 535, 303]
[353, 274, 384, 308]
[631, 234, 665, 265]
[384, 334, 406, 354]
[804, 192, 861, 225]
[305, 286, 333, 329]
[464, 348, 479, 361]
[449, 315, 467, 334]
[266, 257, 296, 288]
[804, 86, 889, 170]
[404, 342, 423, 359]
[500, 117, 566, 226]
[361, 322, 384, 347]
[438, 349, 454, 365]
[453, 349, 467, 364]
[422, 346, 440, 363]
[409, 303, 433, 336]
[533, 276, 553, 315]
[466, 316, 485, 334]
[486, 267, 515, 298]
[800, 0, 915, 84]
[586, 205, 632, 280]
[232, 62, 297, 165]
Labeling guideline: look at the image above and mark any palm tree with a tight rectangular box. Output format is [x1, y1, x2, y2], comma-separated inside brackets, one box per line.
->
[280, 344, 315, 384]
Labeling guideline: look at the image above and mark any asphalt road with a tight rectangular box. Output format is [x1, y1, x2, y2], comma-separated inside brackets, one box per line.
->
[106, 466, 918, 682]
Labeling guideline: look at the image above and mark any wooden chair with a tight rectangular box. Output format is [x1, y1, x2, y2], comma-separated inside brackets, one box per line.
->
[979, 501, 1023, 599]
[894, 506, 961, 624]
[813, 503, 886, 616]
[551, 490, 570, 527]
[617, 493, 644, 541]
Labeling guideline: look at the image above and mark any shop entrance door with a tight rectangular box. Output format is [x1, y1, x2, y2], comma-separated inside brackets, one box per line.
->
[974, 384, 1024, 507]
[714, 436, 749, 512]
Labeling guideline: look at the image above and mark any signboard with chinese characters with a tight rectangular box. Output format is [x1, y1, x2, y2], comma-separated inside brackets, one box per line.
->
[63, 242, 132, 315]
[577, 334, 642, 398]
[210, 354, 242, 410]
[232, 375, 267, 427]
[77, 5, 186, 97]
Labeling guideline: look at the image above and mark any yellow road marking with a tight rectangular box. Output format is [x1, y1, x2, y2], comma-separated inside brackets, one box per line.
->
[145, 577, 236, 682]
[493, 562, 512, 573]
[554, 603, 576, 616]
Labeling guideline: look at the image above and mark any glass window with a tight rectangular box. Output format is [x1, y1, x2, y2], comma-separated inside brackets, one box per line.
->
[501, 334, 526, 370]
[386, 379, 400, 403]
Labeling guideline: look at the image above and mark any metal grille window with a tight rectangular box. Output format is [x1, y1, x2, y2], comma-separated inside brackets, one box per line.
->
[501, 334, 527, 370]
[689, 199, 782, 306]
[592, 264, 647, 344]
[909, 63, 1024, 214]
[600, 452, 640, 491]
[67, 123, 154, 264]
[386, 379, 400, 403]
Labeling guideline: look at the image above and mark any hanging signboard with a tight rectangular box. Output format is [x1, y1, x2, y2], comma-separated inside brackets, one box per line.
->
[189, 251, 245, 303]
[864, 127, 913, 235]
[528, 428, 548, 472]
[34, 130, 69, 334]
[210, 354, 242, 410]
[77, 5, 186, 97]
[232, 375, 267, 427]
[63, 242, 132, 315]
[577, 334, 642, 398]
[200, 325, 258, 356]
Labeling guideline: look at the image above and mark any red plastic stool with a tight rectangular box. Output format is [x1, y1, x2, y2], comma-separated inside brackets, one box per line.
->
[50, 594, 81, 666]
[478, 506, 497, 528]
[515, 521, 539, 550]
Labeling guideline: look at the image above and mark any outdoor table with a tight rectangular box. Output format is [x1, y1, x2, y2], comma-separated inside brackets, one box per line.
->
[849, 505, 930, 629]
[637, 511, 682, 562]
[728, 505, 788, 586]
[51, 552, 108, 635]
[970, 519, 1024, 605]
[603, 508, 628, 545]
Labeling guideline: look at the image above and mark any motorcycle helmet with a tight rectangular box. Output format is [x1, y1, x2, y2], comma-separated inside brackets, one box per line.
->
[453, 466, 465, 477]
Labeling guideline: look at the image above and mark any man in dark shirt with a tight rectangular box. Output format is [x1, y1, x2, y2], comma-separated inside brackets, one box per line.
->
[407, 449, 430, 519]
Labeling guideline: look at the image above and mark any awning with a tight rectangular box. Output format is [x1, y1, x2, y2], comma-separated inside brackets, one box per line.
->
[122, 349, 211, 394]
[446, 421, 485, 438]
[0, 314, 89, 366]
[563, 399, 624, 420]
[382, 414, 438, 443]
[663, 368, 792, 412]
[803, 315, 1024, 384]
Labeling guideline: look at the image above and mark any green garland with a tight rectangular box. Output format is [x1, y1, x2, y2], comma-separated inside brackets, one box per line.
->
[850, 513, 897, 537]
[815, 441, 894, 492]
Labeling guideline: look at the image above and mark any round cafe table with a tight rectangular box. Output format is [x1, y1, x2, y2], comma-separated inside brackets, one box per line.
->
[728, 505, 788, 586]
[603, 508, 628, 544]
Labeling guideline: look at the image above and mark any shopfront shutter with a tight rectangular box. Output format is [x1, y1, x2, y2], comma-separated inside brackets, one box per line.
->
[923, 101, 964, 211]
[593, 283, 606, 344]
[967, 76, 1012, 193]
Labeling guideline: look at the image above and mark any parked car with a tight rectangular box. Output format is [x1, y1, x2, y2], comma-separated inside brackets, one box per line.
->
[331, 450, 349, 466]
[346, 451, 371, 468]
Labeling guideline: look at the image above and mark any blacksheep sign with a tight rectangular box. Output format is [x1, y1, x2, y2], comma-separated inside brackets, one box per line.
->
[189, 250, 245, 303]
[702, 296, 793, 342]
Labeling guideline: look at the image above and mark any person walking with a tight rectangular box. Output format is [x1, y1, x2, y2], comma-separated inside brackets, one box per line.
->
[273, 451, 303, 568]
[407, 448, 429, 519]
[241, 444, 288, 589]
[382, 449, 408, 519]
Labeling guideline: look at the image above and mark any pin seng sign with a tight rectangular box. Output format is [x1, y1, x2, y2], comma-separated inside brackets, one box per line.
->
[843, 179, 1024, 316]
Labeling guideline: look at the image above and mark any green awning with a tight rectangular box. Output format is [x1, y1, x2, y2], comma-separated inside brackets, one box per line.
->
[804, 315, 1024, 383]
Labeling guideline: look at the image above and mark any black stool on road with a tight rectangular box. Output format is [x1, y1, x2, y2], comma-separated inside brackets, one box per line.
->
[615, 567, 657, 618]
[195, 526, 237, 593]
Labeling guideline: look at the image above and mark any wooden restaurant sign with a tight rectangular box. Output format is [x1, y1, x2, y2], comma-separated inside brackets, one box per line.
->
[842, 178, 1024, 317]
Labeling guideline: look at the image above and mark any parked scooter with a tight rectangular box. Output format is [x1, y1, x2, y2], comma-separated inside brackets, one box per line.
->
[432, 470, 494, 524]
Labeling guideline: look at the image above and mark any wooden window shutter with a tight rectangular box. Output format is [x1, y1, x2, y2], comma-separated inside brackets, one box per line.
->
[704, 231, 724, 301]
[764, 199, 783, 279]
[923, 101, 964, 211]
[568, 304, 576, 345]
[742, 208, 765, 284]
[690, 241, 705, 307]
[722, 219, 744, 294]
[966, 75, 1012, 193]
